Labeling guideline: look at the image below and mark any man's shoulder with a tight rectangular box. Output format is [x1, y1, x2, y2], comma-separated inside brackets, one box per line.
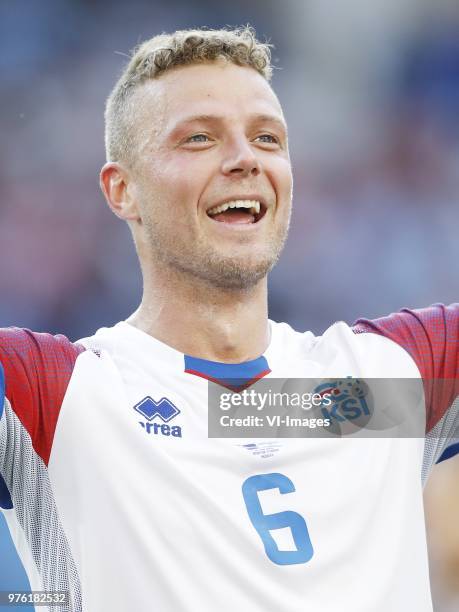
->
[0, 327, 85, 378]
[0, 328, 86, 465]
[77, 321, 153, 363]
[353, 303, 459, 378]
[77, 321, 122, 351]
[269, 318, 317, 344]
[271, 315, 419, 377]
[279, 302, 459, 365]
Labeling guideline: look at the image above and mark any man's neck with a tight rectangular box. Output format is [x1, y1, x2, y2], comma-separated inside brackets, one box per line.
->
[127, 267, 270, 363]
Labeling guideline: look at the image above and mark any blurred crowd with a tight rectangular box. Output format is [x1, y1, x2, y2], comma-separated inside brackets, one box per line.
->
[1, 0, 459, 607]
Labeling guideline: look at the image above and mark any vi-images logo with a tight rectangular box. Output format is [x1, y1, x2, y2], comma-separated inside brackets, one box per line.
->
[134, 396, 182, 438]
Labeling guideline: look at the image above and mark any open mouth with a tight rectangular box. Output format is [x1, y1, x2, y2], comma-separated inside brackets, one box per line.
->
[206, 199, 267, 225]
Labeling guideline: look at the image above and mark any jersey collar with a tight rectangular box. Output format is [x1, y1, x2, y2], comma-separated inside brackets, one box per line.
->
[115, 321, 274, 390]
[184, 354, 271, 391]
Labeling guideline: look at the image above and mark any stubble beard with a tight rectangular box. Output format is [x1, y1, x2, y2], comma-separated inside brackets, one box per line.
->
[144, 218, 290, 291]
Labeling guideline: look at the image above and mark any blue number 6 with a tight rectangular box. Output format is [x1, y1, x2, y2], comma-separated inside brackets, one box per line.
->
[242, 473, 314, 565]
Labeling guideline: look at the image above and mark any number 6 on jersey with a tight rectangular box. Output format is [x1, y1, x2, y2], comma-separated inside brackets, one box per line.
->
[242, 473, 314, 565]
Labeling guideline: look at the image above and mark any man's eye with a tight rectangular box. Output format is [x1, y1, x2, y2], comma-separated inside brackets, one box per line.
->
[255, 134, 279, 144]
[187, 134, 210, 143]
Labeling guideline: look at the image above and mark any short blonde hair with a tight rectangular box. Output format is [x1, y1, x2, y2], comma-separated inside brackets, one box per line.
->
[104, 26, 273, 164]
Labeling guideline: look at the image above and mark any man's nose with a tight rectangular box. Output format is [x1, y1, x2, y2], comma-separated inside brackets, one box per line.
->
[221, 139, 261, 177]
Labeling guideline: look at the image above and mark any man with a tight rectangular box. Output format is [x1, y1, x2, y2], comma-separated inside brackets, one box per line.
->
[0, 26, 458, 612]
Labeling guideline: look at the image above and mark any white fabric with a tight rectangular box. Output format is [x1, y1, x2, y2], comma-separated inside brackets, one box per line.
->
[37, 320, 433, 611]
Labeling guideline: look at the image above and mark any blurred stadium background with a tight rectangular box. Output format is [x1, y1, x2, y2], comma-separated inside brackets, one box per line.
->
[1, 0, 459, 608]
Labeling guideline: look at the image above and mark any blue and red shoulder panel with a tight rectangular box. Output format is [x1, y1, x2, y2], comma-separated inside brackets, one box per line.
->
[354, 304, 459, 434]
[0, 328, 85, 466]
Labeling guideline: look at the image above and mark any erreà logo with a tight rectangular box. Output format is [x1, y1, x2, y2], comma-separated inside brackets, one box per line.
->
[134, 396, 182, 438]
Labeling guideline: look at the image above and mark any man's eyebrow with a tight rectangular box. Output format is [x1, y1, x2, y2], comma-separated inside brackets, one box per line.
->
[171, 114, 221, 128]
[169, 113, 287, 132]
[250, 114, 287, 131]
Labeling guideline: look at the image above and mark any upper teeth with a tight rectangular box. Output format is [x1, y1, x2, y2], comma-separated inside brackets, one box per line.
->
[207, 199, 261, 216]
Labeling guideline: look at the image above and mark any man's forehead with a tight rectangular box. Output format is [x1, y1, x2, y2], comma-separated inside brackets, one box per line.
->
[134, 62, 284, 131]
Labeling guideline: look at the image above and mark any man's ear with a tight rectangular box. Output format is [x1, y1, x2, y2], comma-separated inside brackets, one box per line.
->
[100, 162, 140, 221]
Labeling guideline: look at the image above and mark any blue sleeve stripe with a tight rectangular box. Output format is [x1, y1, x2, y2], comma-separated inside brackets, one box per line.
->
[437, 442, 459, 463]
[0, 361, 4, 421]
[0, 474, 13, 510]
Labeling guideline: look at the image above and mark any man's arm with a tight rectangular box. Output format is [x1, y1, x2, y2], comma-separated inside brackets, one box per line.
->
[353, 303, 459, 469]
[0, 328, 84, 508]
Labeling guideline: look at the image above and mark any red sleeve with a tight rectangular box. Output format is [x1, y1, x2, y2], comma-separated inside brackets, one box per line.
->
[353, 303, 459, 432]
[0, 327, 85, 465]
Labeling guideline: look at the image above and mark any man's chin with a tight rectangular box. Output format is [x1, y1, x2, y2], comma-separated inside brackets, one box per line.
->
[195, 253, 277, 290]
[154, 240, 283, 290]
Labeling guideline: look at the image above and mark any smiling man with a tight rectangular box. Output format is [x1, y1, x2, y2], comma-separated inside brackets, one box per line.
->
[1, 27, 459, 612]
[101, 39, 292, 362]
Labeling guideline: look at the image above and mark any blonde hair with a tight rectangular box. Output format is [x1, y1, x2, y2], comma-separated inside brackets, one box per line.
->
[104, 26, 273, 164]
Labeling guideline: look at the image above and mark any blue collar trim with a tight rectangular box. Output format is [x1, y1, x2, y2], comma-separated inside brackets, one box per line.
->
[184, 354, 270, 391]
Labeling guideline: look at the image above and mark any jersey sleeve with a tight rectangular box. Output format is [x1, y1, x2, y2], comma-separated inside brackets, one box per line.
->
[0, 328, 85, 509]
[353, 304, 459, 472]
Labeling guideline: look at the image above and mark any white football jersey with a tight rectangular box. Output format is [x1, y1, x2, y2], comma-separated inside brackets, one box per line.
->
[1, 304, 459, 611]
